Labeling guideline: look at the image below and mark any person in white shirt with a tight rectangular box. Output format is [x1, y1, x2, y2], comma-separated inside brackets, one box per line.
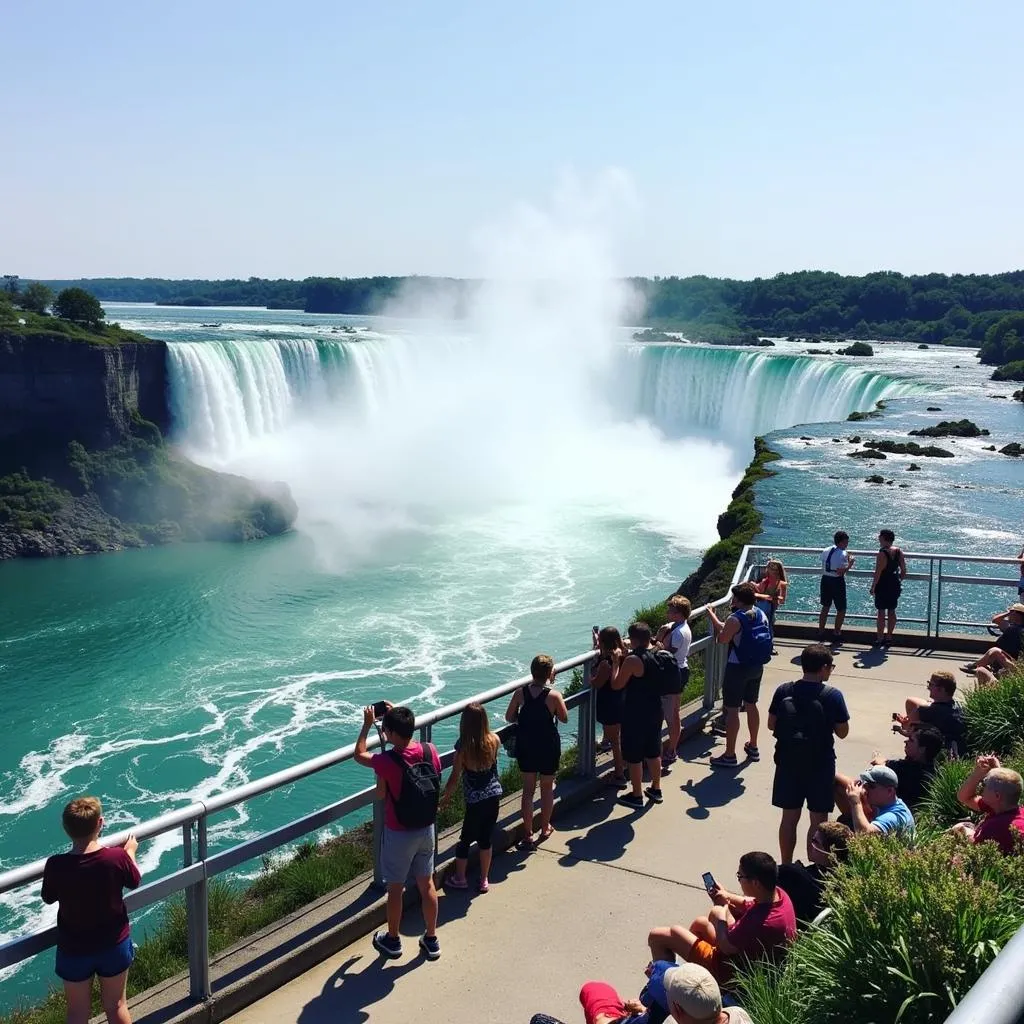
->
[657, 595, 693, 767]
[817, 530, 855, 643]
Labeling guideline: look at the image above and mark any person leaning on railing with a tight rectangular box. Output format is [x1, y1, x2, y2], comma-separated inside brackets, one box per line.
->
[41, 797, 142, 1024]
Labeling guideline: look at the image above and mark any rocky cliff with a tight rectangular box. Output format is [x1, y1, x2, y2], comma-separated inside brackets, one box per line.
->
[0, 330, 297, 559]
[0, 332, 169, 469]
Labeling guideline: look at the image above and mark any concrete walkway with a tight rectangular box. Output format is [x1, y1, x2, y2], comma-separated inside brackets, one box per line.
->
[229, 640, 967, 1024]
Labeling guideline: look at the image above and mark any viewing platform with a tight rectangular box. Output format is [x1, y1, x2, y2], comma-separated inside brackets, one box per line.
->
[217, 637, 972, 1024]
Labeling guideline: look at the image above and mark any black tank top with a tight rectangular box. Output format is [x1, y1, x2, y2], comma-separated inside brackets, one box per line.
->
[518, 685, 558, 744]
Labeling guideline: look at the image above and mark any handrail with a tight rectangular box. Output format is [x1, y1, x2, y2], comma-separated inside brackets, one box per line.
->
[943, 924, 1024, 1024]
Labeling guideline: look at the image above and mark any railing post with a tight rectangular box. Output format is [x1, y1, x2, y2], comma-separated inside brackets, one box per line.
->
[183, 817, 211, 1002]
[935, 558, 944, 642]
[925, 557, 934, 640]
[576, 658, 596, 777]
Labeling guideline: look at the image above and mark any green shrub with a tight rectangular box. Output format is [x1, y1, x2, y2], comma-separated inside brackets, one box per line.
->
[964, 669, 1024, 757]
[991, 360, 1024, 382]
[736, 834, 1024, 1024]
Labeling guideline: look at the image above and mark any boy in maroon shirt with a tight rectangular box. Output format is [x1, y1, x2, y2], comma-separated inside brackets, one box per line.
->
[954, 756, 1024, 854]
[41, 797, 142, 1024]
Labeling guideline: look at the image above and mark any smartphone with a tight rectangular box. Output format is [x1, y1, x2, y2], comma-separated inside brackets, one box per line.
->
[702, 871, 717, 894]
[372, 700, 388, 720]
[891, 712, 900, 721]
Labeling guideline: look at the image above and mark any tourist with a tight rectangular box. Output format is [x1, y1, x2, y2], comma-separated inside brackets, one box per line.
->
[355, 703, 442, 960]
[707, 583, 773, 769]
[506, 654, 569, 846]
[868, 724, 944, 811]
[898, 670, 966, 755]
[962, 603, 1024, 680]
[591, 626, 628, 787]
[656, 596, 693, 769]
[817, 530, 855, 643]
[753, 558, 788, 652]
[647, 851, 796, 984]
[843, 765, 915, 837]
[545, 961, 752, 1024]
[870, 529, 907, 645]
[439, 703, 503, 893]
[40, 797, 141, 1024]
[767, 643, 850, 863]
[953, 755, 1024, 854]
[777, 820, 852, 925]
[613, 622, 668, 807]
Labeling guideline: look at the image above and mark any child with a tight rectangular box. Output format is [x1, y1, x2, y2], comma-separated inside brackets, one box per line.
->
[41, 797, 141, 1024]
[591, 626, 628, 786]
[754, 559, 788, 652]
[440, 703, 504, 893]
[506, 655, 569, 847]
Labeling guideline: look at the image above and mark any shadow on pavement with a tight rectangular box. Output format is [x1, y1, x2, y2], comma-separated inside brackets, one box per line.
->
[853, 646, 889, 669]
[679, 768, 747, 821]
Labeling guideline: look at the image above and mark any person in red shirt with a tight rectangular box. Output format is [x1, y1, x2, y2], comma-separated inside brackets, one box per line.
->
[648, 851, 796, 983]
[41, 796, 141, 1024]
[954, 755, 1024, 854]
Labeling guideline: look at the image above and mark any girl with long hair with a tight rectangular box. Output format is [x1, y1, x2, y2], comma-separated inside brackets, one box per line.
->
[440, 703, 503, 892]
[591, 626, 628, 786]
[754, 558, 788, 651]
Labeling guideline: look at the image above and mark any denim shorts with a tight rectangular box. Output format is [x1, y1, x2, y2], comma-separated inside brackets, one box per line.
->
[380, 825, 435, 885]
[56, 936, 135, 983]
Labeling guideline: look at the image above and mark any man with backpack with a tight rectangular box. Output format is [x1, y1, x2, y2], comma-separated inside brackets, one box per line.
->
[707, 583, 773, 770]
[355, 703, 442, 961]
[767, 645, 850, 864]
[612, 622, 676, 807]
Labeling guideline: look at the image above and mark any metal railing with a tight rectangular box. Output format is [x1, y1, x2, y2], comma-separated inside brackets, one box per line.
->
[730, 545, 1022, 639]
[0, 595, 730, 1007]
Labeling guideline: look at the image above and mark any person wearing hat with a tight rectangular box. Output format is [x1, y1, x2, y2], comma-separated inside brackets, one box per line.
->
[845, 764, 914, 836]
[549, 961, 752, 1024]
[962, 603, 1023, 680]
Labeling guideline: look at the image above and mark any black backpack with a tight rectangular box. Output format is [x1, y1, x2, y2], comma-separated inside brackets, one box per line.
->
[387, 746, 440, 829]
[774, 686, 834, 767]
[639, 648, 682, 697]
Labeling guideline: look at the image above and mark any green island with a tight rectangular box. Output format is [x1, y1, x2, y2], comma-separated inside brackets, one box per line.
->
[0, 289, 296, 558]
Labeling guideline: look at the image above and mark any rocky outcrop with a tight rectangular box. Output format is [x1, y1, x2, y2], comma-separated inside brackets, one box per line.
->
[0, 332, 169, 470]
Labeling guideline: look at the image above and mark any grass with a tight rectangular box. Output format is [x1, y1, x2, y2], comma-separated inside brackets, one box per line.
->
[736, 833, 1024, 1024]
[0, 297, 151, 346]
[964, 669, 1024, 757]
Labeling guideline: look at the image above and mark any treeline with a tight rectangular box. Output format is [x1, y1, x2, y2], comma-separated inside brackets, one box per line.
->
[31, 269, 1024, 344]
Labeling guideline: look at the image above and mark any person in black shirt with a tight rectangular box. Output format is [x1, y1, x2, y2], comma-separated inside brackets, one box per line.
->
[777, 820, 852, 925]
[871, 725, 943, 811]
[963, 603, 1024, 682]
[899, 671, 966, 756]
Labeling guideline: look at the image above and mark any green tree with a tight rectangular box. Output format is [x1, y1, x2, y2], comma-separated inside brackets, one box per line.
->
[18, 282, 54, 315]
[979, 312, 1024, 365]
[53, 287, 105, 328]
[2, 274, 18, 297]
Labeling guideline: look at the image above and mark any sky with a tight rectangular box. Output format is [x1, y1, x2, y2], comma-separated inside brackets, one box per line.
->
[2, 0, 1022, 281]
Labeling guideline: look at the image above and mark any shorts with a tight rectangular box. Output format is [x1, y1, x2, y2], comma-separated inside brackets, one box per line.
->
[456, 796, 500, 859]
[596, 686, 625, 727]
[579, 981, 634, 1024]
[820, 575, 847, 612]
[55, 936, 135, 983]
[517, 741, 560, 776]
[687, 939, 729, 984]
[380, 824, 435, 885]
[772, 762, 836, 814]
[661, 693, 680, 722]
[722, 662, 763, 709]
[621, 715, 662, 764]
[873, 583, 901, 611]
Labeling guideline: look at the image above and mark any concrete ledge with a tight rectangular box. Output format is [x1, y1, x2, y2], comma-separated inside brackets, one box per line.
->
[774, 621, 990, 655]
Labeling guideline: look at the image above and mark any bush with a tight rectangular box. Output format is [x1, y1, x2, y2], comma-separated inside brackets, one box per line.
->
[992, 360, 1024, 382]
[53, 287, 105, 328]
[838, 341, 874, 356]
[964, 669, 1024, 757]
[736, 834, 1024, 1024]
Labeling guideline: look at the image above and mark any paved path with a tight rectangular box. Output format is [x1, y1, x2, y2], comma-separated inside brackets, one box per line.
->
[229, 640, 967, 1024]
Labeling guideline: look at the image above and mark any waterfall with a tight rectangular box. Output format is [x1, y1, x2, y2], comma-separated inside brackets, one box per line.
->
[167, 338, 923, 460]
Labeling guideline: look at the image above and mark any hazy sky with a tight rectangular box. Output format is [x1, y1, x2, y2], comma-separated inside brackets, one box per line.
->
[2, 1, 1022, 280]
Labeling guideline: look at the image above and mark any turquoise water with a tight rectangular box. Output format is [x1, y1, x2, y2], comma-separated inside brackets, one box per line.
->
[0, 304, 1018, 1006]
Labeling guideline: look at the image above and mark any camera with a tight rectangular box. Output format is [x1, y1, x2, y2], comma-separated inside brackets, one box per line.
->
[372, 700, 388, 720]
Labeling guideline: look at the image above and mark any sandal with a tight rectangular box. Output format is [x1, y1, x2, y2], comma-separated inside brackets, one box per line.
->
[444, 874, 468, 890]
[537, 826, 555, 841]
[477, 878, 490, 893]
[517, 836, 537, 851]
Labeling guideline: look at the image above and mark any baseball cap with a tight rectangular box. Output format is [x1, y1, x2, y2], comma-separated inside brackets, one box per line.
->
[663, 963, 722, 1020]
[859, 764, 899, 787]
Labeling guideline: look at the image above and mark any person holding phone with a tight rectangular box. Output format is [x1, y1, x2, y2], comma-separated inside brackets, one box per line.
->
[648, 851, 796, 984]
